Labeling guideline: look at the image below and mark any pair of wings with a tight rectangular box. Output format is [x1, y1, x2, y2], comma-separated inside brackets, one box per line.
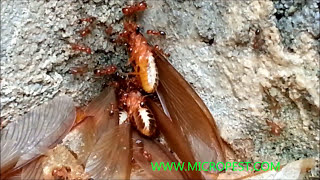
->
[1, 51, 225, 179]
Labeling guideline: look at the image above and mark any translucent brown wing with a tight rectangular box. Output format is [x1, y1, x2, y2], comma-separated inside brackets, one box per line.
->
[153, 50, 226, 165]
[62, 116, 97, 165]
[83, 87, 119, 137]
[1, 96, 76, 175]
[131, 131, 186, 180]
[85, 123, 132, 179]
[20, 156, 45, 179]
[18, 88, 120, 179]
[148, 99, 203, 179]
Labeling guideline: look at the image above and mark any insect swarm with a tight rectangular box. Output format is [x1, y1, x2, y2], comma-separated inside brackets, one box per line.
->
[1, 1, 224, 179]
[2, 0, 317, 178]
[1, 2, 318, 179]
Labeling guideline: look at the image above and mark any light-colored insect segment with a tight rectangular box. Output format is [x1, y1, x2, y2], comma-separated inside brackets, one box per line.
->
[119, 111, 128, 125]
[138, 54, 158, 93]
[134, 107, 156, 137]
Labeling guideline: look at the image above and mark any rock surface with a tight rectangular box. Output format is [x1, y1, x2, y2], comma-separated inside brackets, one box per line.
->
[1, 0, 319, 178]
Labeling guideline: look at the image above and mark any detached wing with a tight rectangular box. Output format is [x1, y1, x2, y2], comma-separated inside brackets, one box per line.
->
[83, 87, 119, 137]
[154, 50, 226, 165]
[148, 100, 202, 179]
[131, 131, 186, 180]
[1, 96, 76, 174]
[85, 123, 132, 179]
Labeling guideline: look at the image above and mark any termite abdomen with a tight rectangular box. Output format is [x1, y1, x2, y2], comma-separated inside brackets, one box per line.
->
[133, 107, 156, 137]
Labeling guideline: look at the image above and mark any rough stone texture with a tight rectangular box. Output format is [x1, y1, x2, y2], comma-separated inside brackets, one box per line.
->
[1, 0, 319, 178]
